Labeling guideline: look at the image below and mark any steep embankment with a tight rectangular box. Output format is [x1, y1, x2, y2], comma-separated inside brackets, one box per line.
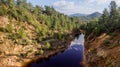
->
[0, 16, 74, 67]
[84, 30, 120, 67]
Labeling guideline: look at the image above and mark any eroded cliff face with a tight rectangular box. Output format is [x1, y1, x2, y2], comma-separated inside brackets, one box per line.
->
[84, 31, 120, 67]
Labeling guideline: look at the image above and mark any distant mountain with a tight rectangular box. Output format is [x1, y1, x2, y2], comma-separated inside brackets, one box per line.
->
[87, 12, 102, 19]
[70, 13, 88, 17]
[69, 12, 102, 21]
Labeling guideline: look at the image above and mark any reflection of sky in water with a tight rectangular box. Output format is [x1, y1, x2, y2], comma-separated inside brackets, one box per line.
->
[70, 33, 85, 46]
[68, 34, 84, 53]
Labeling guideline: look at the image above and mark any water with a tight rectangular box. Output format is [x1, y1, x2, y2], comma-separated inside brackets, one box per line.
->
[30, 34, 84, 67]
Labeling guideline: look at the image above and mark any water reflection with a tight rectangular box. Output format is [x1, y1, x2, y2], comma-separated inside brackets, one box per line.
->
[70, 33, 84, 46]
[31, 34, 84, 67]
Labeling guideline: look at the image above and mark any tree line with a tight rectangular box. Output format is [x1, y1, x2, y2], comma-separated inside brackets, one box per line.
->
[81, 1, 120, 37]
[0, 0, 83, 42]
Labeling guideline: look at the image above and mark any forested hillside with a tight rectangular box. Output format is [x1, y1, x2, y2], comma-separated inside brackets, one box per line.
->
[84, 1, 120, 67]
[0, 0, 83, 66]
[0, 0, 83, 41]
[83, 1, 120, 37]
[70, 12, 102, 22]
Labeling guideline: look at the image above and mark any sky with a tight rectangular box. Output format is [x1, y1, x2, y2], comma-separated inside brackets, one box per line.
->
[27, 0, 120, 15]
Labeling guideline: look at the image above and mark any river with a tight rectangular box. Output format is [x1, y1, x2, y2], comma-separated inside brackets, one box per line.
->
[30, 34, 84, 67]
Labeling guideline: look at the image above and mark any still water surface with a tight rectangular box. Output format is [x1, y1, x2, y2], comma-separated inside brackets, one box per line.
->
[31, 34, 84, 67]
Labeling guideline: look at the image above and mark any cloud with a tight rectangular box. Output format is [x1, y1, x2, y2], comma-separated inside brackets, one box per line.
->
[53, 0, 96, 15]
[87, 0, 109, 4]
[53, 0, 120, 15]
[53, 0, 74, 10]
[86, 0, 120, 5]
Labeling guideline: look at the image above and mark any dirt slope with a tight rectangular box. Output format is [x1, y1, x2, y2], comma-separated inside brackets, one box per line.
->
[84, 30, 120, 67]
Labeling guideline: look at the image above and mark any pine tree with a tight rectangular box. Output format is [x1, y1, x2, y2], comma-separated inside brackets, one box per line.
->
[109, 1, 117, 21]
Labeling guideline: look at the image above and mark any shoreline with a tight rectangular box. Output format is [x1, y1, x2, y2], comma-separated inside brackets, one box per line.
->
[0, 33, 79, 67]
[22, 47, 67, 67]
[21, 36, 73, 67]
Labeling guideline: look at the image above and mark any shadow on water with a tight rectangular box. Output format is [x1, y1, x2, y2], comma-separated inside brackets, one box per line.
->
[30, 34, 85, 67]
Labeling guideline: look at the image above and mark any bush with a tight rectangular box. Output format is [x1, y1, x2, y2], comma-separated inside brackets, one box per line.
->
[41, 42, 51, 50]
[14, 39, 29, 45]
[18, 28, 26, 39]
[0, 6, 7, 16]
[46, 42, 51, 49]
[5, 24, 13, 33]
[37, 37, 42, 42]
[17, 14, 24, 22]
[7, 33, 18, 40]
[32, 40, 37, 44]
[20, 39, 29, 45]
[38, 49, 44, 55]
[56, 33, 66, 40]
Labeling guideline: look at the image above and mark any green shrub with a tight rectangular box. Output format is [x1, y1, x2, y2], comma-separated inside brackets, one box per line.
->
[17, 21, 22, 25]
[41, 42, 51, 50]
[45, 42, 51, 49]
[38, 49, 44, 55]
[7, 33, 18, 40]
[8, 15, 13, 21]
[5, 24, 13, 33]
[18, 28, 26, 39]
[17, 14, 24, 22]
[56, 33, 66, 40]
[28, 47, 34, 52]
[0, 6, 7, 16]
[25, 15, 33, 24]
[20, 39, 29, 45]
[14, 39, 29, 45]
[32, 40, 37, 44]
[37, 37, 42, 42]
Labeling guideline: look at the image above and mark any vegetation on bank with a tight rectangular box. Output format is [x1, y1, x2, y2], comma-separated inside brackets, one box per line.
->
[0, 0, 83, 50]
[84, 1, 120, 67]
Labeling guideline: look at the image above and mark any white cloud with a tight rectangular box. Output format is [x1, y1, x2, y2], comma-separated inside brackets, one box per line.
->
[53, 0, 96, 15]
[53, 0, 74, 10]
[86, 0, 120, 5]
[53, 0, 120, 15]
[87, 0, 109, 4]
